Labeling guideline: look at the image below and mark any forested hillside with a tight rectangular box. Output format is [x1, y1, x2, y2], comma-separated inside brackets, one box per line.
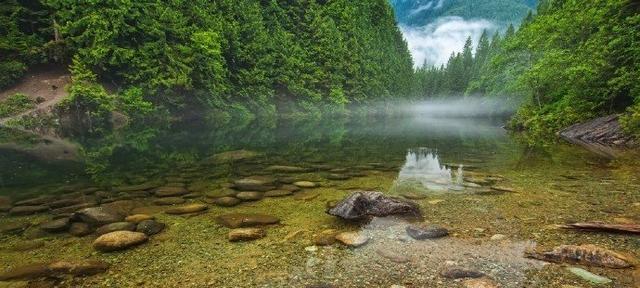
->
[1, 0, 414, 121]
[391, 0, 537, 27]
[415, 0, 640, 139]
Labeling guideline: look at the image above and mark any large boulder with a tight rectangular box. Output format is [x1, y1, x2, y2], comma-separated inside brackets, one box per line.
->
[327, 191, 421, 220]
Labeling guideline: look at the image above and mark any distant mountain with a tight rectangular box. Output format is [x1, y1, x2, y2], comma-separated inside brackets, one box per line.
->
[392, 0, 537, 27]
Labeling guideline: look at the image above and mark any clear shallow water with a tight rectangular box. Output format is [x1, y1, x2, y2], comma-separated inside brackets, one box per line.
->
[0, 115, 639, 287]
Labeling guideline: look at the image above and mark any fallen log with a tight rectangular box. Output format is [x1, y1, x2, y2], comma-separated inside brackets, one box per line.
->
[561, 222, 640, 234]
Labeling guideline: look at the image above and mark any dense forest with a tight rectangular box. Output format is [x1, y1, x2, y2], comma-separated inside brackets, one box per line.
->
[391, 0, 537, 27]
[0, 0, 414, 123]
[414, 0, 640, 139]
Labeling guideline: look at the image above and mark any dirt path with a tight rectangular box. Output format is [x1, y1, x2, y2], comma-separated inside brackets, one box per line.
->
[0, 65, 70, 125]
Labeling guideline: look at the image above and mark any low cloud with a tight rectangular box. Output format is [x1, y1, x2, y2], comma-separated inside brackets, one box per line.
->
[401, 16, 495, 67]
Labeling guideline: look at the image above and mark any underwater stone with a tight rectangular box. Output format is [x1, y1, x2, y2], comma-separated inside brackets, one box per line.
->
[136, 220, 165, 236]
[462, 277, 500, 288]
[72, 207, 124, 227]
[210, 197, 242, 207]
[264, 190, 293, 197]
[216, 213, 280, 228]
[153, 197, 186, 206]
[440, 267, 485, 279]
[69, 222, 93, 237]
[0, 196, 12, 212]
[236, 191, 264, 201]
[228, 228, 266, 242]
[9, 205, 49, 216]
[233, 176, 276, 192]
[154, 186, 189, 197]
[93, 231, 148, 252]
[526, 244, 634, 268]
[125, 214, 155, 223]
[327, 191, 421, 220]
[335, 231, 369, 247]
[325, 174, 351, 180]
[15, 196, 56, 206]
[294, 181, 319, 188]
[265, 165, 310, 173]
[406, 224, 449, 240]
[165, 204, 208, 215]
[39, 218, 70, 233]
[95, 222, 137, 236]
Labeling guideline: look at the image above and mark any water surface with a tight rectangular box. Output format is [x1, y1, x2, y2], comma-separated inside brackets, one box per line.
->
[0, 115, 638, 287]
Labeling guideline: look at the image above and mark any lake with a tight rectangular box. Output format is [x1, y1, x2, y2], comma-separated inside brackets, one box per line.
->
[0, 115, 638, 287]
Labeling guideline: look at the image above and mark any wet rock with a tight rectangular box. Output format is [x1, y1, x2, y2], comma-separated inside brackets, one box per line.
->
[406, 224, 449, 240]
[236, 191, 264, 201]
[440, 267, 485, 279]
[327, 191, 421, 220]
[210, 197, 242, 207]
[48, 198, 84, 209]
[69, 222, 93, 237]
[265, 165, 310, 173]
[15, 196, 56, 206]
[95, 222, 137, 235]
[125, 214, 155, 223]
[205, 188, 237, 199]
[72, 207, 124, 227]
[136, 220, 165, 236]
[216, 213, 280, 228]
[313, 230, 338, 246]
[280, 184, 301, 192]
[39, 218, 70, 233]
[490, 234, 507, 241]
[278, 177, 296, 184]
[330, 168, 348, 173]
[154, 186, 189, 197]
[165, 204, 208, 215]
[526, 244, 634, 268]
[264, 190, 293, 197]
[93, 231, 148, 252]
[566, 267, 612, 284]
[294, 181, 319, 188]
[233, 177, 276, 192]
[153, 197, 186, 206]
[463, 277, 500, 288]
[7, 240, 45, 251]
[9, 205, 49, 216]
[228, 228, 266, 242]
[0, 264, 49, 281]
[47, 260, 109, 277]
[335, 231, 369, 247]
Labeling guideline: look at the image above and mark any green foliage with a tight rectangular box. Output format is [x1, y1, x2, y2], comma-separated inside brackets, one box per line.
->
[0, 61, 27, 89]
[0, 93, 35, 118]
[620, 101, 640, 138]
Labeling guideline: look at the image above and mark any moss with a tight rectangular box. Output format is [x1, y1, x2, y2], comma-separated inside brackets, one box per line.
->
[0, 93, 35, 118]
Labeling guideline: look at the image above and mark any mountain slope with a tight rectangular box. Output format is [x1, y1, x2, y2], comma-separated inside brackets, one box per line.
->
[392, 0, 537, 27]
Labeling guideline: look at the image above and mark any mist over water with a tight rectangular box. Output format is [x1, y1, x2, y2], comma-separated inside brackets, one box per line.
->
[396, 97, 519, 117]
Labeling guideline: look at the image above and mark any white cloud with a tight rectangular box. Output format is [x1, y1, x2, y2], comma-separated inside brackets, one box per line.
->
[401, 16, 495, 67]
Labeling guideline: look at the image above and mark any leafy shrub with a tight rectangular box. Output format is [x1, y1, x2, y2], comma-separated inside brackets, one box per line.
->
[0, 93, 35, 118]
[0, 61, 27, 89]
[620, 101, 640, 139]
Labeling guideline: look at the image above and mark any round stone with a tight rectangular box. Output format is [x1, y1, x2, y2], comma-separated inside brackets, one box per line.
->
[165, 204, 208, 215]
[406, 224, 449, 240]
[69, 222, 93, 237]
[335, 232, 369, 247]
[211, 197, 241, 207]
[228, 228, 266, 242]
[93, 231, 148, 252]
[125, 214, 155, 223]
[39, 218, 70, 233]
[294, 181, 319, 188]
[153, 197, 186, 206]
[264, 190, 293, 197]
[136, 220, 165, 236]
[236, 191, 264, 201]
[154, 187, 189, 197]
[95, 222, 137, 236]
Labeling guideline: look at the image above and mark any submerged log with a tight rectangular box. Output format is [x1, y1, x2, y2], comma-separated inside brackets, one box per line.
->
[561, 222, 640, 234]
[525, 244, 635, 268]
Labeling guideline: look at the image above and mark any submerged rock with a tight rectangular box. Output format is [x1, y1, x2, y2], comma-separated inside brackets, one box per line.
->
[72, 207, 124, 227]
[113, 182, 161, 192]
[406, 224, 449, 240]
[236, 191, 264, 201]
[9, 205, 49, 216]
[69, 222, 93, 237]
[440, 267, 485, 279]
[233, 177, 276, 192]
[264, 190, 293, 197]
[209, 150, 260, 163]
[154, 186, 189, 197]
[153, 197, 186, 206]
[125, 214, 155, 223]
[335, 231, 369, 247]
[216, 213, 280, 228]
[0, 260, 108, 281]
[15, 196, 56, 206]
[210, 197, 242, 207]
[313, 230, 339, 246]
[0, 222, 29, 235]
[0, 196, 12, 212]
[280, 184, 301, 192]
[136, 220, 165, 236]
[228, 228, 266, 242]
[165, 204, 208, 215]
[526, 244, 634, 268]
[39, 218, 70, 233]
[205, 188, 237, 199]
[327, 191, 421, 220]
[294, 181, 319, 188]
[93, 231, 148, 252]
[265, 165, 310, 173]
[95, 222, 137, 235]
